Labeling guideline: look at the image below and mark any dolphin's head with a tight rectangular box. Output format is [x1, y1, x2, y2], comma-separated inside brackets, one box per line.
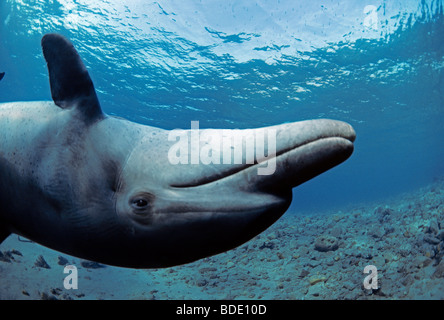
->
[37, 33, 355, 269]
[110, 119, 355, 268]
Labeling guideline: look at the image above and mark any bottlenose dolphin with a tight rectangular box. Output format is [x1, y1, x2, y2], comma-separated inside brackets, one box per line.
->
[0, 34, 355, 268]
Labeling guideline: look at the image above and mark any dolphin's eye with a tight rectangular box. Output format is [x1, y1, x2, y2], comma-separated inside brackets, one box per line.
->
[129, 193, 154, 215]
[133, 199, 148, 208]
[130, 197, 150, 211]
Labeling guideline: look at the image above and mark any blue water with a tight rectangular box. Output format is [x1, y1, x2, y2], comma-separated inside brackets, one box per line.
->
[0, 0, 443, 213]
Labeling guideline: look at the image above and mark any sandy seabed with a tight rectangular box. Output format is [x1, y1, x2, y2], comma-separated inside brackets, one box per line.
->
[1, 178, 443, 300]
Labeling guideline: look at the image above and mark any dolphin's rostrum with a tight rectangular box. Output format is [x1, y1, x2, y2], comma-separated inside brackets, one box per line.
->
[0, 34, 355, 268]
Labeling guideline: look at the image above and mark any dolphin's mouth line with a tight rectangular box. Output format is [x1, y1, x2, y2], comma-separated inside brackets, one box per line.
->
[171, 134, 355, 189]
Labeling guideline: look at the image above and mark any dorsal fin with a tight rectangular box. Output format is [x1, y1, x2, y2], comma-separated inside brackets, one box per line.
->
[41, 33, 103, 123]
[0, 72, 4, 81]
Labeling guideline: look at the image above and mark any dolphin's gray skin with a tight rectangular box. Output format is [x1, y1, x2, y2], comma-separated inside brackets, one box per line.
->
[0, 34, 355, 268]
